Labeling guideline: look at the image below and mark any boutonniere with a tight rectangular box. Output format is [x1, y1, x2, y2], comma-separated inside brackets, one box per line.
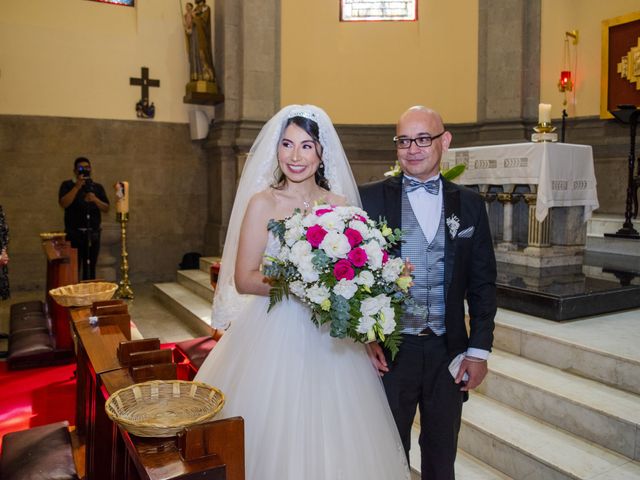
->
[446, 214, 460, 239]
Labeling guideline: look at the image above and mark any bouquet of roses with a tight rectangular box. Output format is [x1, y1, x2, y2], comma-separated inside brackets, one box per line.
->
[263, 204, 412, 359]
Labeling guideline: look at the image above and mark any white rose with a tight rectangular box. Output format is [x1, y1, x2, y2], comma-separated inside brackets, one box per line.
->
[355, 270, 375, 287]
[379, 306, 396, 335]
[356, 315, 376, 334]
[381, 257, 404, 282]
[284, 225, 305, 246]
[289, 280, 306, 299]
[298, 259, 320, 283]
[363, 241, 384, 270]
[302, 212, 319, 227]
[333, 279, 358, 300]
[370, 228, 387, 246]
[318, 211, 346, 232]
[320, 231, 351, 260]
[348, 220, 369, 238]
[306, 284, 330, 304]
[285, 213, 303, 229]
[289, 240, 312, 265]
[360, 296, 384, 317]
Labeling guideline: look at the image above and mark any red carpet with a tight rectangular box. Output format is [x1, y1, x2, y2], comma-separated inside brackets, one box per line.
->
[0, 361, 76, 450]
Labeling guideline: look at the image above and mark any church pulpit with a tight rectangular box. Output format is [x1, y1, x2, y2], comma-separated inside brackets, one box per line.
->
[42, 237, 78, 352]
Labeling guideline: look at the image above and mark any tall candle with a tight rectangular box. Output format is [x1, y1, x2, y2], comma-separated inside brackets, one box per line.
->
[115, 181, 129, 214]
[538, 103, 551, 124]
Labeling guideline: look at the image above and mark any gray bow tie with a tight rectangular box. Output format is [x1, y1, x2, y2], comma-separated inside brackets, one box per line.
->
[404, 177, 440, 195]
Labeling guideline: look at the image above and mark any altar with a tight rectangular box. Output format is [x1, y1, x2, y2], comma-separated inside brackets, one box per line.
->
[443, 142, 640, 320]
[442, 142, 599, 267]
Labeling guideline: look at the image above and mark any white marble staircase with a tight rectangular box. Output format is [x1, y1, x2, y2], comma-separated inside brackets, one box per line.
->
[155, 257, 640, 479]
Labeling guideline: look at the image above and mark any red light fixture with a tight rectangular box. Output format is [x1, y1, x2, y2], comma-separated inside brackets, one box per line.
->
[558, 70, 573, 92]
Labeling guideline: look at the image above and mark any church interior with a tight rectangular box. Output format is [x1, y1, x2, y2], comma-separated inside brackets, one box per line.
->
[1, 0, 640, 479]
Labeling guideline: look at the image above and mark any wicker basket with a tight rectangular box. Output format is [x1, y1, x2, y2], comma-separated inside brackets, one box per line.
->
[105, 380, 225, 437]
[49, 282, 118, 307]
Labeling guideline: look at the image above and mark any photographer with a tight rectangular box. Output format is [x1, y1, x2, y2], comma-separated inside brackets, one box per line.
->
[58, 157, 109, 280]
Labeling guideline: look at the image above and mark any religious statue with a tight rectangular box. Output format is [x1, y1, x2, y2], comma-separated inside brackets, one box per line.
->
[135, 98, 156, 119]
[182, 0, 223, 105]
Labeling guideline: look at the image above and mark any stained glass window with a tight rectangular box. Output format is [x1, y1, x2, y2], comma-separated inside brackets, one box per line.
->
[340, 0, 417, 22]
[88, 0, 134, 6]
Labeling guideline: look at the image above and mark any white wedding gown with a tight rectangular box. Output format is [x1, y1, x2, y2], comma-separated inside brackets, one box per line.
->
[195, 233, 410, 480]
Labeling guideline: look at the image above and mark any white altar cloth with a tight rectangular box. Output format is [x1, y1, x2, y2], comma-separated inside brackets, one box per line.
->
[441, 142, 599, 222]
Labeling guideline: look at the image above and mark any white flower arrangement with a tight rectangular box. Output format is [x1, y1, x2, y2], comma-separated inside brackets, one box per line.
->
[264, 204, 411, 358]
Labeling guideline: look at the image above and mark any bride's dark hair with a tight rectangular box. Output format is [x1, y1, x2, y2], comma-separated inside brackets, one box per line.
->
[273, 116, 330, 190]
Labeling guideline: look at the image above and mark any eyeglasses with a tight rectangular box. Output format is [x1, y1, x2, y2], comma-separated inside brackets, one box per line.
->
[393, 131, 445, 149]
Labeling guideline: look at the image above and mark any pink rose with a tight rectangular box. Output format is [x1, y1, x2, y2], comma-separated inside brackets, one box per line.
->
[353, 214, 367, 223]
[382, 250, 389, 264]
[348, 247, 368, 267]
[315, 208, 334, 216]
[306, 225, 328, 248]
[344, 228, 363, 247]
[334, 259, 355, 281]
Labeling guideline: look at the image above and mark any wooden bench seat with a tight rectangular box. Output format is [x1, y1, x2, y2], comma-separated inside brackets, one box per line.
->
[173, 336, 217, 378]
[0, 421, 79, 480]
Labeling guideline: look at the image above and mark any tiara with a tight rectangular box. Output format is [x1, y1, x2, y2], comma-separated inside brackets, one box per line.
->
[287, 109, 318, 122]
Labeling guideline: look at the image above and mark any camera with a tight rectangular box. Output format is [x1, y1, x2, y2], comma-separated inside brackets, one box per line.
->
[77, 166, 91, 178]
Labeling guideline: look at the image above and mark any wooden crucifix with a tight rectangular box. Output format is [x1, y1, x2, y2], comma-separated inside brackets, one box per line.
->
[130, 67, 160, 118]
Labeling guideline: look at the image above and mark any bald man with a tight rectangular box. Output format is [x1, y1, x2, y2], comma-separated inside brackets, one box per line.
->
[359, 106, 496, 480]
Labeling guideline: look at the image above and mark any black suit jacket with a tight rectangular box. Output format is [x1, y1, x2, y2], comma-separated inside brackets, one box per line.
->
[359, 174, 496, 357]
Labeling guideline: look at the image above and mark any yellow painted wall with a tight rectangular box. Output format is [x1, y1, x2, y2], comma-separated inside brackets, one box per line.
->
[281, 0, 479, 125]
[540, 0, 640, 120]
[0, 0, 199, 122]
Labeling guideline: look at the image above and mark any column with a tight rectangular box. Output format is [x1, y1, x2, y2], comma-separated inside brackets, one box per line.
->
[523, 193, 550, 247]
[497, 189, 519, 250]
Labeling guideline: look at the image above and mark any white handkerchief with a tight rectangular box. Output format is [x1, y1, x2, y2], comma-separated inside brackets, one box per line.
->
[457, 226, 475, 238]
[448, 353, 469, 382]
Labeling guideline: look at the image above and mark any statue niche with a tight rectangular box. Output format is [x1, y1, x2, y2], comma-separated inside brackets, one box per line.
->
[182, 0, 224, 105]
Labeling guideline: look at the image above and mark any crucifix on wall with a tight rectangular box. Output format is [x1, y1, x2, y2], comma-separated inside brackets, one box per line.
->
[129, 67, 160, 119]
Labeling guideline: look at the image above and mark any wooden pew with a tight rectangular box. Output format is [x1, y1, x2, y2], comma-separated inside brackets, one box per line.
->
[71, 305, 242, 480]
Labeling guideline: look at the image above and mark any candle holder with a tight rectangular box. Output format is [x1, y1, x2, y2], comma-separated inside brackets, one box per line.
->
[116, 212, 134, 299]
[532, 122, 558, 143]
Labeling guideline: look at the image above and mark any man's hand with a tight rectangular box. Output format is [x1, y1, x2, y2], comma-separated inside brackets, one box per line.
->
[365, 342, 389, 376]
[456, 356, 488, 391]
[84, 192, 98, 203]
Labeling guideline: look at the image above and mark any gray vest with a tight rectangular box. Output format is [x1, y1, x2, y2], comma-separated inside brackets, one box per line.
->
[400, 189, 446, 335]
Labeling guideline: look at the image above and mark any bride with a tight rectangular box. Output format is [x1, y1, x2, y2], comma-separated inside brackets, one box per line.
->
[195, 104, 410, 480]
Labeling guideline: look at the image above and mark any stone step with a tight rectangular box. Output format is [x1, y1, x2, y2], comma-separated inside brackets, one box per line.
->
[177, 269, 214, 303]
[460, 393, 640, 480]
[587, 214, 625, 238]
[479, 349, 640, 460]
[493, 307, 640, 395]
[409, 425, 512, 479]
[199, 256, 220, 275]
[153, 282, 212, 337]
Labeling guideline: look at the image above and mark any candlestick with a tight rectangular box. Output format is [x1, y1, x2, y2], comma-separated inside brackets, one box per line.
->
[116, 212, 134, 299]
[115, 181, 129, 214]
